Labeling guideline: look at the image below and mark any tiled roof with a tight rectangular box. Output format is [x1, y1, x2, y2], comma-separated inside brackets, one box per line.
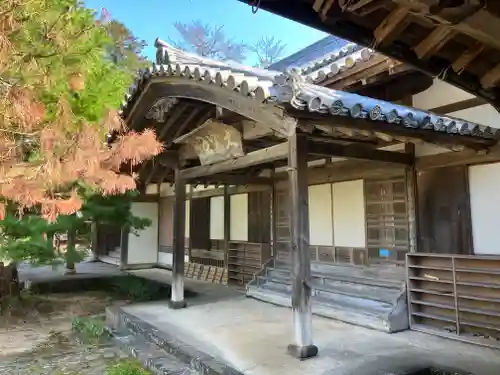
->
[268, 35, 349, 71]
[269, 36, 377, 85]
[119, 39, 499, 142]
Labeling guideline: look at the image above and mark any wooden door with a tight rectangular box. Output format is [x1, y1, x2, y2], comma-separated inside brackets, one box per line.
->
[417, 166, 472, 255]
[190, 197, 211, 250]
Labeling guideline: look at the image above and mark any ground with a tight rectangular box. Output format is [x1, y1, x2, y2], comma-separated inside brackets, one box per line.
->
[0, 291, 130, 374]
[125, 268, 500, 375]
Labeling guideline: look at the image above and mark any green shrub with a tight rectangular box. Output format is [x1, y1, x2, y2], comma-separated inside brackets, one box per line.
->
[106, 360, 152, 375]
[71, 316, 108, 343]
[110, 276, 164, 302]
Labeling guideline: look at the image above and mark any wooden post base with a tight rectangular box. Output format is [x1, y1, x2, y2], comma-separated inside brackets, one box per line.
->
[287, 344, 318, 360]
[168, 300, 187, 309]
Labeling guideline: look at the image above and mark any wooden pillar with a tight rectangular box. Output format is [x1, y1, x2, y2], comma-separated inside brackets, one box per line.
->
[405, 143, 418, 253]
[119, 225, 129, 270]
[286, 133, 318, 360]
[223, 185, 231, 269]
[270, 170, 278, 258]
[90, 222, 99, 262]
[170, 168, 187, 309]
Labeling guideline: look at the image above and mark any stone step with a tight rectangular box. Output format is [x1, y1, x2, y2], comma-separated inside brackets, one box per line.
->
[265, 267, 404, 291]
[247, 283, 408, 333]
[106, 306, 245, 375]
[257, 279, 394, 314]
[257, 273, 398, 305]
[110, 329, 194, 375]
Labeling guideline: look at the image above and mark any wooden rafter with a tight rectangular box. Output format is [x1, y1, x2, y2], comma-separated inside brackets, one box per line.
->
[313, 0, 336, 19]
[452, 43, 484, 74]
[158, 103, 189, 140]
[373, 6, 410, 46]
[169, 107, 203, 145]
[481, 63, 500, 89]
[345, 0, 390, 16]
[414, 25, 456, 60]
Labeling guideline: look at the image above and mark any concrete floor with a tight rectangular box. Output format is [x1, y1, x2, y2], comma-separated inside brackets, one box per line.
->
[18, 260, 122, 283]
[124, 268, 500, 375]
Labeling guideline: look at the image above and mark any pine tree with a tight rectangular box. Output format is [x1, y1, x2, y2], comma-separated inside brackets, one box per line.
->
[0, 0, 163, 221]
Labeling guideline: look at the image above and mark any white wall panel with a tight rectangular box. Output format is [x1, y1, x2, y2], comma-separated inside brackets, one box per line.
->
[128, 202, 158, 264]
[230, 194, 248, 241]
[469, 163, 500, 255]
[210, 196, 225, 240]
[308, 184, 333, 246]
[413, 79, 474, 110]
[332, 180, 366, 248]
[185, 199, 190, 238]
[449, 104, 500, 129]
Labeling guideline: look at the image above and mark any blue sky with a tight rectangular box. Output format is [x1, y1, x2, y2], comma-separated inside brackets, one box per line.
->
[84, 0, 328, 65]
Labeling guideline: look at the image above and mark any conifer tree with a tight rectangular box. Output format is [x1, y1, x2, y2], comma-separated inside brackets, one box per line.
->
[0, 0, 163, 221]
[0, 1, 162, 271]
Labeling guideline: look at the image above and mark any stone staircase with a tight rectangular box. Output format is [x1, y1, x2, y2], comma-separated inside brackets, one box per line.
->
[106, 306, 244, 375]
[246, 259, 409, 333]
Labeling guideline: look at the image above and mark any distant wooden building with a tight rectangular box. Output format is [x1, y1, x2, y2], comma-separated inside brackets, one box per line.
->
[97, 37, 500, 357]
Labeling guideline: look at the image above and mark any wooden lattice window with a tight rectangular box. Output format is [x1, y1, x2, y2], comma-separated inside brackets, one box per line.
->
[365, 178, 409, 265]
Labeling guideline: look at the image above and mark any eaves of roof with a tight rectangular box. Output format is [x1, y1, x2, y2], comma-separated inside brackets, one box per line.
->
[118, 39, 499, 144]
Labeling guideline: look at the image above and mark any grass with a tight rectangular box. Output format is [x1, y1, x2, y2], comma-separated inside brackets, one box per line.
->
[71, 315, 109, 344]
[105, 360, 153, 375]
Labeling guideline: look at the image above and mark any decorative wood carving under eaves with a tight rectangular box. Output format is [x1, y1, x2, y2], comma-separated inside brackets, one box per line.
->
[145, 98, 178, 123]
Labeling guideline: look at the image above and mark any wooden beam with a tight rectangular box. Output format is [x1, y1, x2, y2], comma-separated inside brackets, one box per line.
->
[188, 184, 270, 199]
[187, 174, 273, 186]
[452, 44, 484, 74]
[416, 146, 500, 170]
[170, 167, 187, 309]
[428, 97, 486, 115]
[481, 62, 500, 89]
[373, 6, 410, 46]
[286, 133, 318, 360]
[180, 142, 288, 179]
[295, 114, 495, 150]
[307, 139, 414, 165]
[414, 25, 456, 60]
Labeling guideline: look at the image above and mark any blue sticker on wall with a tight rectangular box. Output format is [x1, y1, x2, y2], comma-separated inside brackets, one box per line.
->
[379, 248, 390, 257]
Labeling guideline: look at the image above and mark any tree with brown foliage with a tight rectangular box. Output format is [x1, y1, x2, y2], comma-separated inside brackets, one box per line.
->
[0, 0, 163, 222]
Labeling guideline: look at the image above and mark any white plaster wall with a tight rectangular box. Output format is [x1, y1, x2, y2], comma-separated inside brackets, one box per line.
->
[230, 194, 248, 241]
[157, 252, 189, 267]
[128, 202, 159, 264]
[413, 79, 500, 128]
[210, 196, 225, 240]
[449, 104, 500, 129]
[332, 180, 366, 248]
[308, 184, 333, 246]
[469, 162, 500, 255]
[413, 79, 474, 110]
[185, 199, 190, 238]
[159, 183, 175, 197]
[145, 184, 158, 195]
